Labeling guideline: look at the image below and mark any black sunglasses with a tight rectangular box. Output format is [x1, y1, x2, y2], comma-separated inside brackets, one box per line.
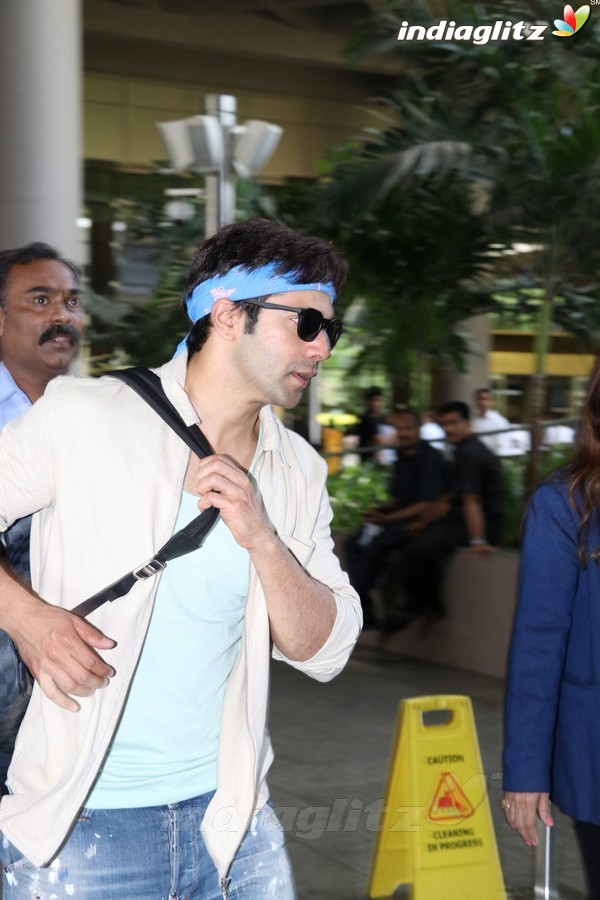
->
[241, 299, 343, 349]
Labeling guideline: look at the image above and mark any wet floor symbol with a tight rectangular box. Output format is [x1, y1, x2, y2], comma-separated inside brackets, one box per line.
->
[428, 772, 475, 822]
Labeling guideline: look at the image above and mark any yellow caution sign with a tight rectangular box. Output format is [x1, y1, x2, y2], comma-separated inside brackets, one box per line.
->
[368, 695, 506, 899]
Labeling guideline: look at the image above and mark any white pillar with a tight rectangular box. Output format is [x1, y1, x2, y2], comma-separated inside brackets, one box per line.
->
[0, 0, 82, 262]
[439, 314, 491, 406]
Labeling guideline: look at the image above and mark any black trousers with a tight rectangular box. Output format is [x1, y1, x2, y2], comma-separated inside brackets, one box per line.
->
[574, 819, 600, 899]
[401, 519, 468, 616]
[346, 521, 414, 596]
[345, 522, 414, 623]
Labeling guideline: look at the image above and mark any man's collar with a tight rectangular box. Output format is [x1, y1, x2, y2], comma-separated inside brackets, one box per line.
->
[256, 405, 286, 463]
[0, 361, 24, 404]
[154, 352, 287, 463]
[154, 352, 198, 426]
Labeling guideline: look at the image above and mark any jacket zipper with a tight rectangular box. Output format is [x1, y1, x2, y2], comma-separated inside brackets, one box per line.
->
[217, 454, 263, 886]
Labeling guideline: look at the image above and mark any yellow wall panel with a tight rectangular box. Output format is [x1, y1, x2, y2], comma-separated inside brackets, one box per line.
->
[241, 93, 306, 125]
[84, 102, 126, 161]
[261, 121, 314, 179]
[84, 73, 124, 103]
[308, 99, 367, 129]
[489, 352, 595, 377]
[127, 81, 191, 114]
[546, 354, 596, 376]
[126, 106, 175, 165]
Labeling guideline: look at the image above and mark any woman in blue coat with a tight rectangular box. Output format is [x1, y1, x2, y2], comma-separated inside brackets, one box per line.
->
[502, 356, 600, 897]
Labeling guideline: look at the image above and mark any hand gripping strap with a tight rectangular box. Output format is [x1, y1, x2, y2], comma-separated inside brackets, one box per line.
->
[71, 368, 218, 618]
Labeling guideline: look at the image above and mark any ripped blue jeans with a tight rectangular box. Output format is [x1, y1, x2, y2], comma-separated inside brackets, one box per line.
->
[0, 793, 296, 899]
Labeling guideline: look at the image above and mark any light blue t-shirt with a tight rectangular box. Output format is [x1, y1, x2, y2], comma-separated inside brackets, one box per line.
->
[87, 491, 249, 808]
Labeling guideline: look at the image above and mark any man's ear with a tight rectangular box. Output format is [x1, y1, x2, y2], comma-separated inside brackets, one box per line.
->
[210, 298, 243, 342]
[0, 307, 5, 338]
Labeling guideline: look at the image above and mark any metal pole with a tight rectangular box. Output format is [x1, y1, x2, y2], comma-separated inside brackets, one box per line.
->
[527, 289, 554, 494]
[204, 94, 237, 237]
[308, 377, 321, 447]
[534, 821, 559, 899]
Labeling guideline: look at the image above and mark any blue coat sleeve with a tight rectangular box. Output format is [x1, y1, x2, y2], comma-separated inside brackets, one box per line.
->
[503, 481, 581, 792]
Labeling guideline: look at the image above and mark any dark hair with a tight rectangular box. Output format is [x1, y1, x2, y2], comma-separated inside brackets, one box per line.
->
[395, 407, 421, 426]
[567, 355, 600, 562]
[181, 218, 348, 356]
[475, 387, 491, 396]
[364, 386, 383, 400]
[438, 400, 470, 421]
[0, 242, 79, 309]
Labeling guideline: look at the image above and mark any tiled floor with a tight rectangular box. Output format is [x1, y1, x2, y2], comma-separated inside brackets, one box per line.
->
[268, 640, 587, 900]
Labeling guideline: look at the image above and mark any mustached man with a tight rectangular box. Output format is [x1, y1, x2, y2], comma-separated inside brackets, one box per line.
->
[0, 242, 84, 791]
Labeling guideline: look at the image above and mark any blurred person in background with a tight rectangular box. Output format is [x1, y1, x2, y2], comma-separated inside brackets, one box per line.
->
[395, 401, 505, 627]
[420, 408, 446, 452]
[502, 356, 600, 899]
[357, 386, 384, 463]
[542, 418, 576, 450]
[375, 412, 399, 466]
[472, 387, 510, 456]
[345, 409, 445, 629]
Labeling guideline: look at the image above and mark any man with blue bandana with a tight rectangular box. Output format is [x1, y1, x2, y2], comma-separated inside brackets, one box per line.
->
[0, 218, 361, 899]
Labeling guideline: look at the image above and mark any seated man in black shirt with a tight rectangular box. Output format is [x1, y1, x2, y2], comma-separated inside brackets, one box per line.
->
[399, 400, 505, 626]
[357, 386, 384, 463]
[345, 409, 446, 627]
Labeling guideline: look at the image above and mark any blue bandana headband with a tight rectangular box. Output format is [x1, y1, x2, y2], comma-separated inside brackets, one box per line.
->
[175, 262, 336, 356]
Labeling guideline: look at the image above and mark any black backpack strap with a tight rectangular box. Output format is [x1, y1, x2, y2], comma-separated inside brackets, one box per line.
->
[71, 368, 219, 618]
[110, 368, 214, 458]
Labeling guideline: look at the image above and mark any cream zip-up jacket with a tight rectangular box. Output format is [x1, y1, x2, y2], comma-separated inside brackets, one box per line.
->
[0, 353, 362, 878]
